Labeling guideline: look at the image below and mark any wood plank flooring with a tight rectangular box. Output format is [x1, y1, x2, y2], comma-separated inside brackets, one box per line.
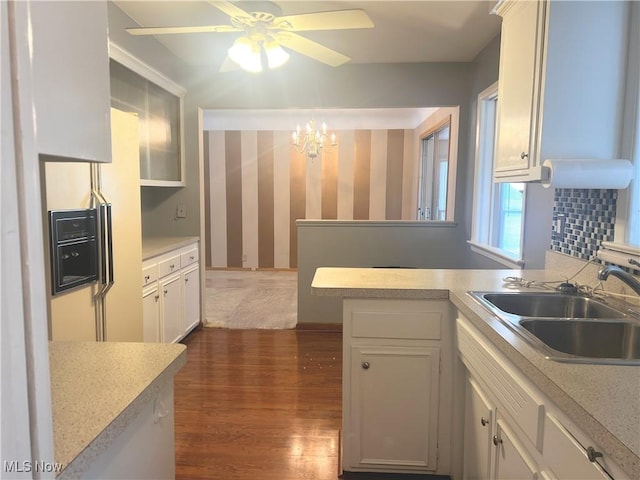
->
[174, 327, 343, 480]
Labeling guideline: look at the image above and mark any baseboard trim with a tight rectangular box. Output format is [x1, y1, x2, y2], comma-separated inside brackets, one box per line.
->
[206, 266, 297, 272]
[295, 323, 343, 332]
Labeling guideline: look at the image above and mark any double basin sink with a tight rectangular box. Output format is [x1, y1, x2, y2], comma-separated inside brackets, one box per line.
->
[469, 291, 640, 365]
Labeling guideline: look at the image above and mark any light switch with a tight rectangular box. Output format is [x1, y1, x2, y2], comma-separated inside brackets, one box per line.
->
[176, 203, 187, 218]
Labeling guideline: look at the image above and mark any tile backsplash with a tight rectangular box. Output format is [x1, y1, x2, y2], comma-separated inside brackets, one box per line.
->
[550, 188, 616, 260]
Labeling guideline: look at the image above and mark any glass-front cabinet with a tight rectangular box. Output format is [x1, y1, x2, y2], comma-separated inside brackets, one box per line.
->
[109, 50, 185, 186]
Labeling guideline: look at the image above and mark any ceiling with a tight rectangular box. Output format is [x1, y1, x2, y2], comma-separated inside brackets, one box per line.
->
[112, 1, 502, 69]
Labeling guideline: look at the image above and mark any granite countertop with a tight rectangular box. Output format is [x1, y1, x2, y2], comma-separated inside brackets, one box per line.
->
[312, 267, 640, 479]
[142, 236, 200, 260]
[49, 341, 187, 478]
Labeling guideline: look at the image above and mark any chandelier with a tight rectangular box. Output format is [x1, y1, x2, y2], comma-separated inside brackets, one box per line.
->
[291, 120, 337, 159]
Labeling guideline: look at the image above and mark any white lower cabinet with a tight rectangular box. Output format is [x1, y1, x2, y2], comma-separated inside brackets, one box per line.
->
[457, 314, 620, 480]
[182, 265, 200, 334]
[142, 285, 160, 342]
[83, 381, 176, 479]
[142, 241, 201, 343]
[160, 273, 183, 344]
[342, 299, 453, 475]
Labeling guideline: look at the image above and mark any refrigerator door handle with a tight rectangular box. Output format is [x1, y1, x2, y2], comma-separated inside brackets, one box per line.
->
[105, 203, 114, 285]
[99, 203, 108, 285]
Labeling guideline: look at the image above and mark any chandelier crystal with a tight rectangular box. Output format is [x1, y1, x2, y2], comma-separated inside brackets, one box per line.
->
[291, 120, 337, 159]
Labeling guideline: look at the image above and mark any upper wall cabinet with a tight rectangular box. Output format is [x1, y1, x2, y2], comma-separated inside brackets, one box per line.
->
[494, 0, 629, 182]
[30, 1, 112, 163]
[109, 46, 186, 187]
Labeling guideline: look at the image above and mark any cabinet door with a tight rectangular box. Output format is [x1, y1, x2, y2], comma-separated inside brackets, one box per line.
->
[30, 1, 111, 162]
[183, 266, 200, 334]
[494, 0, 544, 180]
[160, 274, 182, 343]
[495, 417, 538, 480]
[142, 286, 161, 342]
[464, 377, 496, 480]
[349, 346, 440, 471]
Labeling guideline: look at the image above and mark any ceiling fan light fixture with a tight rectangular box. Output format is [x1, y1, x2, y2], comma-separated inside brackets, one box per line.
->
[228, 36, 263, 73]
[264, 37, 290, 69]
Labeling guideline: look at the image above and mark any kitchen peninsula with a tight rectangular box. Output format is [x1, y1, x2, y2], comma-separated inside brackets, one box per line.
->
[312, 267, 639, 479]
[49, 341, 186, 478]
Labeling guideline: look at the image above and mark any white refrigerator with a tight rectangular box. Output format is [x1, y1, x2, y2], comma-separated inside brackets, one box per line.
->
[43, 108, 143, 341]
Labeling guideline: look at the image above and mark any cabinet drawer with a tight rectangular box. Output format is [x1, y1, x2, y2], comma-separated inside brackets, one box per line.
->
[543, 414, 611, 480]
[352, 311, 442, 340]
[142, 264, 158, 287]
[181, 247, 198, 268]
[158, 255, 180, 278]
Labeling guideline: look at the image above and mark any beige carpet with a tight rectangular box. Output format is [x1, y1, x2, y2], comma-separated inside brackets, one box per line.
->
[204, 270, 298, 329]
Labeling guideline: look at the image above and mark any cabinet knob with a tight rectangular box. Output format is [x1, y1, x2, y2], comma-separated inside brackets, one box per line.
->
[190, 256, 195, 260]
[587, 446, 603, 463]
[185, 278, 189, 283]
[164, 289, 168, 295]
[481, 417, 488, 427]
[520, 151, 529, 160]
[170, 264, 175, 270]
[493, 435, 502, 446]
[154, 295, 159, 301]
[362, 361, 370, 370]
[144, 275, 150, 281]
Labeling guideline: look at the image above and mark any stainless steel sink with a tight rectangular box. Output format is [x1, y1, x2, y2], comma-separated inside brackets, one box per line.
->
[519, 319, 640, 363]
[468, 291, 640, 365]
[478, 292, 625, 319]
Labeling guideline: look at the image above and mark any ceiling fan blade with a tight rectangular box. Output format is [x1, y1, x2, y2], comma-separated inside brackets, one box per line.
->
[276, 9, 374, 32]
[277, 32, 350, 67]
[208, 1, 253, 22]
[126, 25, 240, 35]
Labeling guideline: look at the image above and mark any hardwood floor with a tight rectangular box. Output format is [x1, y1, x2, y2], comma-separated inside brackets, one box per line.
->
[174, 327, 343, 480]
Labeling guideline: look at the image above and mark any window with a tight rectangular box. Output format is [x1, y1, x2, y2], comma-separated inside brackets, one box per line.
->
[603, 2, 640, 266]
[469, 82, 525, 268]
[418, 121, 450, 221]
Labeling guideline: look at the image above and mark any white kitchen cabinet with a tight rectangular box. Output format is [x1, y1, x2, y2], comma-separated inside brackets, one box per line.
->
[495, 415, 538, 480]
[457, 314, 619, 480]
[464, 376, 496, 480]
[493, 0, 629, 182]
[160, 274, 182, 344]
[142, 285, 161, 343]
[342, 299, 452, 474]
[29, 1, 112, 163]
[493, 0, 544, 180]
[82, 381, 176, 479]
[182, 265, 200, 334]
[142, 240, 201, 343]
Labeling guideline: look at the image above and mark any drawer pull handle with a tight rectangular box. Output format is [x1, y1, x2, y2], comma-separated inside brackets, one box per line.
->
[481, 417, 488, 427]
[362, 361, 370, 370]
[520, 151, 528, 160]
[587, 446, 603, 462]
[170, 264, 175, 270]
[190, 256, 195, 260]
[144, 275, 150, 281]
[493, 435, 502, 446]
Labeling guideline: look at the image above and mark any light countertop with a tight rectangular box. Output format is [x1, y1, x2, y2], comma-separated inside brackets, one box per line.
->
[49, 341, 186, 478]
[312, 267, 640, 479]
[142, 236, 199, 260]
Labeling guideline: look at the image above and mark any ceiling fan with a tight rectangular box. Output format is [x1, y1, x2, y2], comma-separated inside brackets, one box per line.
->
[126, 1, 374, 73]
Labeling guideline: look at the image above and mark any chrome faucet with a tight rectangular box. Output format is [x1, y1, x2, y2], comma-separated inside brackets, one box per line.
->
[597, 266, 640, 296]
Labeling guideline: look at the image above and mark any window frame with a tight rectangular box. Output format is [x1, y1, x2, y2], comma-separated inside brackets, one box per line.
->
[417, 115, 452, 221]
[469, 82, 526, 268]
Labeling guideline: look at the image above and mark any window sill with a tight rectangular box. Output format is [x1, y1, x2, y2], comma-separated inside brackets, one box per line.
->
[468, 241, 525, 269]
[597, 242, 640, 269]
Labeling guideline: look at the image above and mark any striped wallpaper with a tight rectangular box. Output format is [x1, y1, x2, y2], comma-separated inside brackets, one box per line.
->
[204, 128, 416, 269]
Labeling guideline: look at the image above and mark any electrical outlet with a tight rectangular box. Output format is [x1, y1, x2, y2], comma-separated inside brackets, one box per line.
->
[176, 203, 187, 218]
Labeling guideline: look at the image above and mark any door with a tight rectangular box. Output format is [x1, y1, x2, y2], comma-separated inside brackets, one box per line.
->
[349, 346, 440, 471]
[464, 376, 496, 480]
[160, 274, 182, 343]
[142, 285, 160, 342]
[183, 265, 200, 334]
[495, 416, 538, 480]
